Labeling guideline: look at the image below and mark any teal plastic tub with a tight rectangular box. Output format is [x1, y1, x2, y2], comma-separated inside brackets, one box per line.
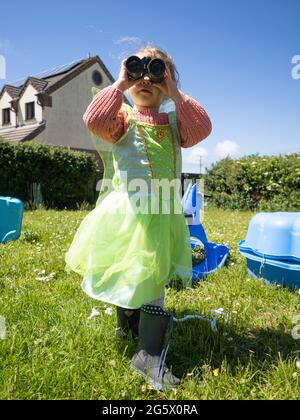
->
[0, 196, 24, 243]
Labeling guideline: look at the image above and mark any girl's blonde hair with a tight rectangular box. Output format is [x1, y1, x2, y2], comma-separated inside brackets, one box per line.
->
[133, 44, 180, 89]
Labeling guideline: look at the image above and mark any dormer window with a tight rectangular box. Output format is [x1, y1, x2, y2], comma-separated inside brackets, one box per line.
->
[25, 102, 35, 120]
[2, 108, 11, 125]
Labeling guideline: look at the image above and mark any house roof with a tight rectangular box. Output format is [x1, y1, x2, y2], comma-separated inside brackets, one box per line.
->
[17, 77, 48, 98]
[2, 85, 22, 99]
[0, 122, 46, 143]
[0, 55, 116, 100]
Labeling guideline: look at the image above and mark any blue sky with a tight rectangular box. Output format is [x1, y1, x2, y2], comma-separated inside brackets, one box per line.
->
[0, 0, 299, 173]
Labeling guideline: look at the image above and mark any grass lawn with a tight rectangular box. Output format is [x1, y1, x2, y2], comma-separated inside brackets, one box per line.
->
[0, 206, 299, 400]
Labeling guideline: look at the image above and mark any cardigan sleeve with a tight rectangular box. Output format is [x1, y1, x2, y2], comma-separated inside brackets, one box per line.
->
[175, 94, 212, 148]
[82, 85, 128, 143]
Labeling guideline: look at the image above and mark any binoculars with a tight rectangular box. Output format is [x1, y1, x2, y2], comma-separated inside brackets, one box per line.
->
[125, 55, 166, 83]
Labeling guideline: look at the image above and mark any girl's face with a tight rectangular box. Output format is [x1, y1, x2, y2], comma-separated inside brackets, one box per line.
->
[127, 53, 167, 109]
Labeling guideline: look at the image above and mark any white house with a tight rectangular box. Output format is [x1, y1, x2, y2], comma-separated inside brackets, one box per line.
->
[0, 55, 131, 175]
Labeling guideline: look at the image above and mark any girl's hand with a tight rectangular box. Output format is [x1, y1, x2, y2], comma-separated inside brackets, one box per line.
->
[152, 66, 185, 103]
[112, 59, 137, 92]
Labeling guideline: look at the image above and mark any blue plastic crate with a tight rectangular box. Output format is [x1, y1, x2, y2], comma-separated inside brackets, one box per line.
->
[0, 196, 24, 243]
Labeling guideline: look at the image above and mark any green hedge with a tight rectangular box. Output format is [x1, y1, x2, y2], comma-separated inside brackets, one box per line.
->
[204, 153, 300, 211]
[0, 138, 99, 210]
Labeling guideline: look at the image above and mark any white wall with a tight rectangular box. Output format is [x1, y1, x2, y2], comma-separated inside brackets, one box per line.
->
[35, 62, 113, 149]
[0, 84, 43, 130]
[0, 91, 17, 127]
[18, 84, 43, 126]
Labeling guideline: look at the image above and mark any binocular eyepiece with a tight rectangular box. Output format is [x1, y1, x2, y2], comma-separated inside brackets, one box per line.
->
[125, 55, 166, 83]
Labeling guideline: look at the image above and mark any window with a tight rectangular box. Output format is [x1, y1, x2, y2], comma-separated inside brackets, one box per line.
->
[2, 108, 11, 125]
[92, 70, 102, 86]
[25, 102, 35, 120]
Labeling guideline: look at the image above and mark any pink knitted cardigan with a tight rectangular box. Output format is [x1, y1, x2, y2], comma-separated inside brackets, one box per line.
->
[83, 85, 212, 148]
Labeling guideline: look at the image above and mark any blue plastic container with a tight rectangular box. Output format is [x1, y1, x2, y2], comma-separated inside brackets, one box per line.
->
[238, 246, 300, 290]
[182, 182, 203, 226]
[189, 223, 208, 244]
[191, 233, 229, 281]
[179, 182, 229, 281]
[0, 196, 24, 243]
[240, 212, 300, 263]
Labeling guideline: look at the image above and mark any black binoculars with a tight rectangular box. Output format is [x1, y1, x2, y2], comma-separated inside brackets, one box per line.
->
[125, 55, 166, 83]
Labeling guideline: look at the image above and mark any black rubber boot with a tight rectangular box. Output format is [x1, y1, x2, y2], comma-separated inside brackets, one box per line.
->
[115, 306, 140, 339]
[130, 304, 180, 392]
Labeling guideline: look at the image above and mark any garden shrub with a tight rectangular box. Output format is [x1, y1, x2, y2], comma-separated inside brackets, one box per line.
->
[204, 153, 300, 211]
[0, 138, 99, 210]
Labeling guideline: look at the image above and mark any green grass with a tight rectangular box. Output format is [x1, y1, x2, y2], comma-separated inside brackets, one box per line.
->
[0, 207, 299, 400]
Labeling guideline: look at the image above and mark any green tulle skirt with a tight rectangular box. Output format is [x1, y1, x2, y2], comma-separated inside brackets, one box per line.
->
[64, 190, 193, 309]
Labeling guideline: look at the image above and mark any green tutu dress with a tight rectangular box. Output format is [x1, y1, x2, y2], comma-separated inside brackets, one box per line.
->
[64, 89, 193, 309]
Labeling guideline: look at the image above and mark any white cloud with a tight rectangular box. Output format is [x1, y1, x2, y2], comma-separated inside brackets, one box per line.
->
[84, 25, 113, 35]
[108, 36, 145, 62]
[182, 140, 241, 173]
[215, 140, 240, 159]
[115, 36, 143, 46]
[184, 146, 208, 165]
[108, 50, 130, 61]
[182, 145, 208, 173]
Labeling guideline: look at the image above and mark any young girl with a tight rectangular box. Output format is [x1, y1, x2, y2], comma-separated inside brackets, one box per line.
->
[65, 46, 212, 392]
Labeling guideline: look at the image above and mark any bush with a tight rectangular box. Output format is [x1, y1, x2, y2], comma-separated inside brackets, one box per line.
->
[0, 138, 99, 210]
[204, 153, 300, 211]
